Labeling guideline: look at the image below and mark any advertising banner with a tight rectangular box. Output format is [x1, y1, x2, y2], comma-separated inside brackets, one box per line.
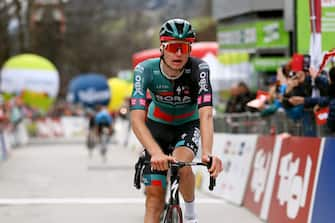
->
[218, 20, 289, 51]
[209, 133, 257, 205]
[297, 0, 335, 53]
[243, 135, 277, 217]
[267, 137, 322, 223]
[310, 138, 334, 223]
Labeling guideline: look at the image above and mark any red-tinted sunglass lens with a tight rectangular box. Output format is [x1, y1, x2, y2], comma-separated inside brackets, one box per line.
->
[165, 43, 190, 54]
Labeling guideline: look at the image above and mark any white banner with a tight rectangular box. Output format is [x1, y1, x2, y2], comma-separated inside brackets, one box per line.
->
[201, 133, 257, 205]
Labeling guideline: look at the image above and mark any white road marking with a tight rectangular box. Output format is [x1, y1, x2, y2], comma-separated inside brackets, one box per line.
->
[0, 198, 227, 205]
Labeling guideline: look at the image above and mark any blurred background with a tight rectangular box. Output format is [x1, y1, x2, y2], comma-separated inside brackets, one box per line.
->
[1, 1, 335, 223]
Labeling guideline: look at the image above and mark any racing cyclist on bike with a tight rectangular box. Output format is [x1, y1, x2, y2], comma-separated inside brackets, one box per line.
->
[94, 105, 113, 161]
[130, 18, 223, 223]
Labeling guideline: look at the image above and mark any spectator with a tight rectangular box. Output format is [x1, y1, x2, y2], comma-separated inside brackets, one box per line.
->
[225, 81, 255, 113]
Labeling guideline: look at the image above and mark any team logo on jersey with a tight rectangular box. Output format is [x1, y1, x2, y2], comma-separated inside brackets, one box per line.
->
[133, 75, 144, 96]
[199, 71, 209, 93]
[155, 95, 191, 105]
[185, 69, 191, 74]
[176, 86, 182, 95]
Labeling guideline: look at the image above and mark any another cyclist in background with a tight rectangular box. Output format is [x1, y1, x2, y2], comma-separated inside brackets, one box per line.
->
[94, 105, 113, 161]
[95, 105, 113, 136]
[130, 18, 223, 223]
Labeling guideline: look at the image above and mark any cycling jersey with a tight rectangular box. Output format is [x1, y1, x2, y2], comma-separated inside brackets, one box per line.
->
[130, 57, 213, 125]
[95, 109, 113, 125]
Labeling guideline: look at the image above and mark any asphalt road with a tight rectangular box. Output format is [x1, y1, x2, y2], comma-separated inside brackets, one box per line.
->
[0, 140, 262, 223]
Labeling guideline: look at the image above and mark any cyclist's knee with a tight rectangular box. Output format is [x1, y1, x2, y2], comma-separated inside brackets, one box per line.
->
[145, 187, 165, 210]
[179, 166, 194, 179]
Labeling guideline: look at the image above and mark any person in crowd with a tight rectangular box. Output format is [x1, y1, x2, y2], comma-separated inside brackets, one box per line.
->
[289, 66, 335, 132]
[225, 81, 256, 113]
[130, 18, 223, 223]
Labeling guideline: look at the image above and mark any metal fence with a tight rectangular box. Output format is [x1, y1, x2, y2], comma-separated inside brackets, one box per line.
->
[213, 110, 331, 137]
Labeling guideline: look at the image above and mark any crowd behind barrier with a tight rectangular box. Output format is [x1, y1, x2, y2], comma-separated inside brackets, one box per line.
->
[213, 109, 330, 137]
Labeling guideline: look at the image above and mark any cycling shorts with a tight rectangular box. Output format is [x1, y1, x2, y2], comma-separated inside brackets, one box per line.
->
[142, 119, 200, 188]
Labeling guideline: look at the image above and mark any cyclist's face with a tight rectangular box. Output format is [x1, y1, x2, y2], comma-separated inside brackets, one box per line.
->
[161, 41, 190, 70]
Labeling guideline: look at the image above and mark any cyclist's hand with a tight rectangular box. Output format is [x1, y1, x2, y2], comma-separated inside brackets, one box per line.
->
[202, 155, 223, 178]
[151, 153, 176, 171]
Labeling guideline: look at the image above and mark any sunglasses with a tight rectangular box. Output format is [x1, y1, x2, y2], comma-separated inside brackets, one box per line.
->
[162, 42, 191, 54]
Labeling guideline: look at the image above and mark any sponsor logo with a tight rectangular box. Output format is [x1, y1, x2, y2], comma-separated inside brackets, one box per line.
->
[203, 94, 212, 103]
[192, 127, 200, 147]
[277, 153, 312, 219]
[176, 86, 182, 95]
[131, 98, 137, 106]
[199, 63, 209, 70]
[185, 68, 191, 74]
[251, 149, 272, 203]
[154, 84, 169, 89]
[155, 95, 191, 105]
[133, 75, 144, 96]
[139, 99, 146, 106]
[78, 88, 110, 103]
[199, 71, 209, 93]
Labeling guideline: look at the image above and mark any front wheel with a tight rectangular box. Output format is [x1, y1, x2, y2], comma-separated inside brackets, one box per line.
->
[163, 205, 183, 223]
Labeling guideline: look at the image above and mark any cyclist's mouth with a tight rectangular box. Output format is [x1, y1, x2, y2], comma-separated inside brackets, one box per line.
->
[172, 59, 183, 65]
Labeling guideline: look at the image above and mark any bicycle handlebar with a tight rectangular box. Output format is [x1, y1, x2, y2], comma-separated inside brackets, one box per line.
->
[134, 157, 216, 191]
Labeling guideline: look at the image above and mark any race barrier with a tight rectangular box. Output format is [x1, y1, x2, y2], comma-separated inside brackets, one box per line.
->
[35, 117, 88, 138]
[204, 133, 257, 205]
[0, 131, 12, 161]
[197, 133, 334, 223]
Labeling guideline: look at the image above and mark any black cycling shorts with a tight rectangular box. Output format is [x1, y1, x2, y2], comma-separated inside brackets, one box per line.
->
[142, 119, 200, 179]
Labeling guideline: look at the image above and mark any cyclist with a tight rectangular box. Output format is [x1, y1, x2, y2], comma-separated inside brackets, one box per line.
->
[94, 105, 113, 161]
[130, 18, 223, 223]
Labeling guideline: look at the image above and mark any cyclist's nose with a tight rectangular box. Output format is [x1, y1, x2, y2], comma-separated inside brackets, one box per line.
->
[175, 48, 182, 55]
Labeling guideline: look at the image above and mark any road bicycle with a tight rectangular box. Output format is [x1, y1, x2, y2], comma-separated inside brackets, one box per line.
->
[134, 155, 216, 223]
[98, 127, 110, 162]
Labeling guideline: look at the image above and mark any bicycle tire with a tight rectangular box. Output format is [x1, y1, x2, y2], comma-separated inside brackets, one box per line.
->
[163, 205, 183, 223]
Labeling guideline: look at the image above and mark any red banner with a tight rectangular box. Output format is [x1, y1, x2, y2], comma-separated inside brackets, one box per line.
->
[267, 137, 322, 223]
[244, 136, 276, 217]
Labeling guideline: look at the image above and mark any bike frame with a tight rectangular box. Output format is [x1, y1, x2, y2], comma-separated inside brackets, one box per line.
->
[134, 158, 216, 223]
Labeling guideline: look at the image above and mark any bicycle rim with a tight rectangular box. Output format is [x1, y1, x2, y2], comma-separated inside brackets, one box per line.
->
[163, 206, 183, 223]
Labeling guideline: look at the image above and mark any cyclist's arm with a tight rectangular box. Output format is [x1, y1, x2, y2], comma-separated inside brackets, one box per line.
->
[131, 110, 162, 156]
[199, 106, 213, 158]
[195, 60, 223, 177]
[130, 62, 175, 170]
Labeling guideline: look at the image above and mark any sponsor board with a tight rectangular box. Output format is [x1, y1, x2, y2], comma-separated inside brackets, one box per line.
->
[267, 137, 322, 223]
[208, 133, 257, 205]
[244, 135, 276, 217]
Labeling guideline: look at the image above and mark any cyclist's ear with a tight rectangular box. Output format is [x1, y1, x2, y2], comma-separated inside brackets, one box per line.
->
[160, 44, 164, 53]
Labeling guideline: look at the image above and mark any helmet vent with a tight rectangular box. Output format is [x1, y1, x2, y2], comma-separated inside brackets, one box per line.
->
[175, 23, 184, 34]
[166, 23, 173, 32]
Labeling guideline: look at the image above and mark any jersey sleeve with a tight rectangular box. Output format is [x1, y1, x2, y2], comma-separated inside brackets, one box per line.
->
[130, 63, 149, 111]
[196, 61, 213, 108]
